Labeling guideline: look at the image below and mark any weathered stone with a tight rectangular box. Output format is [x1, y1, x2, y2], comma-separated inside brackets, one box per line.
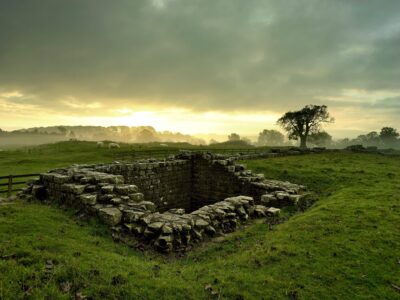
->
[123, 210, 146, 222]
[52, 174, 71, 184]
[79, 177, 91, 184]
[266, 207, 281, 216]
[195, 219, 209, 228]
[63, 184, 86, 195]
[168, 208, 185, 215]
[253, 205, 268, 217]
[101, 185, 114, 194]
[236, 206, 247, 217]
[162, 225, 173, 234]
[114, 184, 138, 195]
[129, 193, 144, 202]
[276, 192, 289, 200]
[98, 208, 122, 226]
[289, 194, 301, 204]
[148, 222, 164, 231]
[120, 196, 130, 202]
[80, 194, 97, 205]
[40, 173, 55, 182]
[260, 194, 277, 206]
[141, 215, 152, 225]
[110, 198, 122, 205]
[106, 175, 124, 184]
[143, 227, 156, 238]
[139, 201, 156, 212]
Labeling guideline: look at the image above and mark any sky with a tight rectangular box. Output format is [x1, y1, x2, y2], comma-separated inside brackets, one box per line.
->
[1, 0, 400, 139]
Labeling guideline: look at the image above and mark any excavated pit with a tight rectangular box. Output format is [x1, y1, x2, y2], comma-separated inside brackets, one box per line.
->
[93, 154, 264, 213]
[22, 152, 306, 252]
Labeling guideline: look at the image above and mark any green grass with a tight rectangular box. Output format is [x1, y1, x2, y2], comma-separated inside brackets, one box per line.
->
[0, 140, 268, 176]
[0, 143, 399, 299]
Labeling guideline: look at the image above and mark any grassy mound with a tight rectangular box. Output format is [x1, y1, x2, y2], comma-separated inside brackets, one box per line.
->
[0, 148, 399, 299]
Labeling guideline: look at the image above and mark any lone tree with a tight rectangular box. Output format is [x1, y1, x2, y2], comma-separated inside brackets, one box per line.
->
[277, 104, 333, 148]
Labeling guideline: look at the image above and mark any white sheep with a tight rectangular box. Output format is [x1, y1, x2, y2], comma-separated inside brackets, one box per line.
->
[108, 143, 120, 149]
[96, 141, 104, 148]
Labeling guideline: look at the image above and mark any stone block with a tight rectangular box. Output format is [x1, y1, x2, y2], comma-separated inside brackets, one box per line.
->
[266, 207, 281, 216]
[148, 222, 164, 232]
[114, 184, 138, 195]
[52, 174, 71, 184]
[261, 194, 277, 206]
[98, 207, 122, 226]
[62, 184, 86, 195]
[123, 210, 146, 222]
[128, 193, 144, 202]
[253, 205, 268, 217]
[80, 194, 97, 205]
[101, 185, 114, 194]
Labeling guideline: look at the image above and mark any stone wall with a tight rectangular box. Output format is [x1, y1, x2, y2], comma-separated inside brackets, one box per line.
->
[191, 156, 243, 210]
[78, 153, 303, 213]
[190, 153, 303, 210]
[21, 152, 307, 252]
[93, 159, 192, 211]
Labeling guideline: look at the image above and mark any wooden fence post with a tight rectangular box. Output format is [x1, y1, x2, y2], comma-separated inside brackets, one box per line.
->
[7, 175, 12, 197]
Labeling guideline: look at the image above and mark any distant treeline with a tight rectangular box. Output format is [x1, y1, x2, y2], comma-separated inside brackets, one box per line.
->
[222, 126, 400, 149]
[1, 125, 400, 150]
[333, 127, 400, 149]
[0, 125, 205, 148]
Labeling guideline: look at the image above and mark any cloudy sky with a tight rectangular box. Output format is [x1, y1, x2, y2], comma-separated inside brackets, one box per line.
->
[1, 0, 400, 139]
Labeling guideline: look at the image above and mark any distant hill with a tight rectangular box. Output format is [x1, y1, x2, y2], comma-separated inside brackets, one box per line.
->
[0, 126, 205, 149]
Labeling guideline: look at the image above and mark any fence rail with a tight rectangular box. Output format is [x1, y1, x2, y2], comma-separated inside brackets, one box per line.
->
[0, 173, 40, 197]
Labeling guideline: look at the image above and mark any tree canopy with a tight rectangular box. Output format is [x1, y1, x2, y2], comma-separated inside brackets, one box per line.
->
[228, 133, 241, 141]
[277, 105, 333, 148]
[257, 129, 284, 146]
[380, 127, 399, 145]
[308, 131, 332, 147]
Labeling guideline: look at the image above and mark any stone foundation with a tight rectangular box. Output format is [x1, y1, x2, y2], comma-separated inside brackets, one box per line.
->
[21, 152, 307, 252]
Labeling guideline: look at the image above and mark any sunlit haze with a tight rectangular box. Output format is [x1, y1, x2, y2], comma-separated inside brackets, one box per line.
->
[1, 1, 400, 140]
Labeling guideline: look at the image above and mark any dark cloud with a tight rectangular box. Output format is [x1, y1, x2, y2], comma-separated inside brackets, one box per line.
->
[1, 0, 400, 113]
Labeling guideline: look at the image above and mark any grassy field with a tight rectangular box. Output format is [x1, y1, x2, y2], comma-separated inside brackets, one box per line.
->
[0, 142, 399, 299]
[0, 140, 267, 176]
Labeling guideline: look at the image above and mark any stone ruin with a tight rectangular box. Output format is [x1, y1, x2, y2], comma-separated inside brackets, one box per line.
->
[20, 152, 309, 252]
